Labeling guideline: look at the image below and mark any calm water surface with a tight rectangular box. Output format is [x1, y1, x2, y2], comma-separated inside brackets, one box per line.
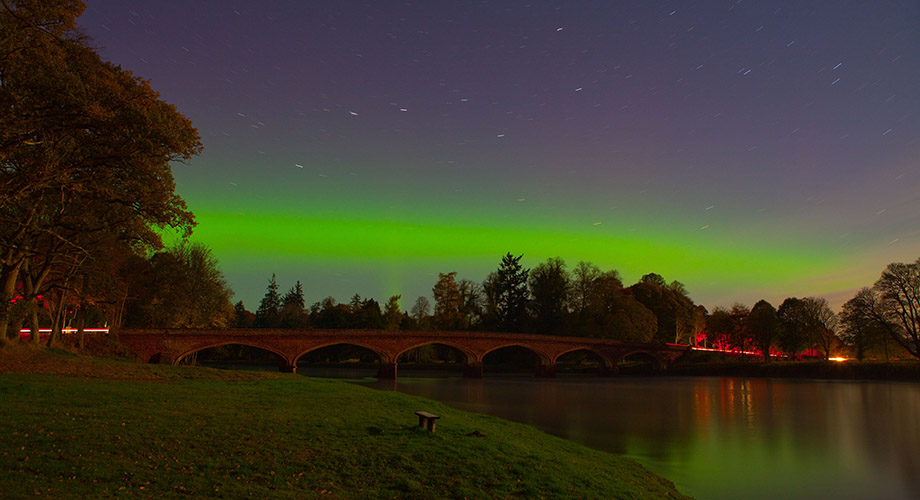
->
[354, 375, 920, 500]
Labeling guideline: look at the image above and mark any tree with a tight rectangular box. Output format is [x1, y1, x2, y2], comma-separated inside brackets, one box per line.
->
[352, 298, 384, 329]
[748, 300, 778, 362]
[234, 301, 255, 328]
[0, 1, 201, 341]
[839, 288, 888, 360]
[777, 298, 810, 357]
[801, 297, 838, 360]
[457, 279, 483, 329]
[281, 281, 308, 328]
[727, 304, 751, 356]
[528, 257, 569, 335]
[570, 261, 604, 317]
[410, 296, 431, 330]
[122, 242, 233, 328]
[432, 272, 464, 329]
[867, 259, 920, 359]
[490, 253, 530, 332]
[705, 307, 734, 351]
[582, 272, 656, 342]
[383, 295, 402, 330]
[254, 274, 282, 328]
[629, 275, 696, 344]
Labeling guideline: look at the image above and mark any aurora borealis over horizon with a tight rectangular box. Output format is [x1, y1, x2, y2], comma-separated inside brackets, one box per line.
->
[77, 1, 920, 311]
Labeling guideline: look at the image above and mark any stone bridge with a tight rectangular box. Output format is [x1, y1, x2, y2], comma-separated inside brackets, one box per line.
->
[115, 328, 690, 379]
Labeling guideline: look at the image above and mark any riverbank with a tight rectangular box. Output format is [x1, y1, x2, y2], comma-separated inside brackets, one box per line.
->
[669, 358, 920, 381]
[0, 345, 691, 499]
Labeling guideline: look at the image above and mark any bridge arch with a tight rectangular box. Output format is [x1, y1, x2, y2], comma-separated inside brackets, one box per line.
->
[553, 347, 616, 375]
[294, 341, 389, 364]
[173, 341, 290, 368]
[480, 343, 554, 377]
[616, 350, 667, 372]
[394, 341, 476, 364]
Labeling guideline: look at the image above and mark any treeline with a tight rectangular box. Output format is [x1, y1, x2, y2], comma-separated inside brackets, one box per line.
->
[236, 253, 920, 362]
[239, 253, 702, 344]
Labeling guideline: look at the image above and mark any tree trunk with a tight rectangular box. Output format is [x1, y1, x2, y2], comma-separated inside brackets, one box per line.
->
[76, 305, 86, 350]
[0, 263, 23, 342]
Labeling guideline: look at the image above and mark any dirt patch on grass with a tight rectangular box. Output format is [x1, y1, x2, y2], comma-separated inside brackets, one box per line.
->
[0, 342, 280, 381]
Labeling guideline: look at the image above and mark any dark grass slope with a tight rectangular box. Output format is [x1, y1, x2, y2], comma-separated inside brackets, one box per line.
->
[0, 346, 690, 499]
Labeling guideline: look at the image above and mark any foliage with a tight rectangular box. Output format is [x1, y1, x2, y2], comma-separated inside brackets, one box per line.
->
[489, 253, 530, 332]
[581, 272, 656, 342]
[432, 272, 464, 329]
[747, 300, 777, 362]
[570, 261, 603, 317]
[801, 297, 839, 360]
[839, 288, 888, 360]
[122, 242, 233, 328]
[528, 257, 570, 335]
[629, 275, 696, 344]
[868, 259, 920, 359]
[281, 281, 308, 328]
[254, 274, 282, 328]
[0, 0, 200, 341]
[383, 294, 402, 330]
[409, 296, 430, 329]
[776, 298, 810, 356]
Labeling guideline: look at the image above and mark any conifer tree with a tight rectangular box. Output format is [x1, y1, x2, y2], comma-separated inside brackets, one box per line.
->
[255, 274, 281, 328]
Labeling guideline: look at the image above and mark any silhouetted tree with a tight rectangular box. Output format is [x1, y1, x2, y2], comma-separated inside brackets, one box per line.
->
[777, 298, 810, 357]
[234, 301, 255, 328]
[432, 272, 464, 329]
[123, 242, 233, 328]
[490, 253, 530, 332]
[582, 272, 656, 342]
[528, 257, 569, 335]
[410, 296, 431, 329]
[255, 274, 282, 328]
[458, 279, 483, 329]
[353, 298, 384, 329]
[281, 281, 308, 328]
[630, 275, 696, 344]
[383, 295, 402, 330]
[801, 297, 838, 360]
[706, 307, 734, 351]
[867, 259, 920, 359]
[0, 2, 200, 341]
[748, 300, 778, 361]
[839, 288, 888, 360]
[570, 261, 603, 317]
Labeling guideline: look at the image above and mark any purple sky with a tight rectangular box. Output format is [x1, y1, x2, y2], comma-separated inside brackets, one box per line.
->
[77, 1, 920, 310]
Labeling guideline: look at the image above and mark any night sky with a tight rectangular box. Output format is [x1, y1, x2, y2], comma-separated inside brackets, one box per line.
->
[77, 1, 920, 312]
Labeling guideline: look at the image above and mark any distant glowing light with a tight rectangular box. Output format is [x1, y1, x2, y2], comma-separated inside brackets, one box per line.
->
[829, 357, 848, 362]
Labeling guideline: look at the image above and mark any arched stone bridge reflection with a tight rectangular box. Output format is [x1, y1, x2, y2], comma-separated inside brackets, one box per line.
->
[116, 328, 690, 378]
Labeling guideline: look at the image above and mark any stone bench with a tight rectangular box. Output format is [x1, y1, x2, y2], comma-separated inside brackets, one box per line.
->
[415, 411, 440, 432]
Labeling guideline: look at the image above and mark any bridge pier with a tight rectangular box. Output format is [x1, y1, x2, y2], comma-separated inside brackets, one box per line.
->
[463, 361, 483, 379]
[598, 364, 619, 377]
[376, 362, 397, 379]
[536, 363, 556, 378]
[279, 362, 297, 373]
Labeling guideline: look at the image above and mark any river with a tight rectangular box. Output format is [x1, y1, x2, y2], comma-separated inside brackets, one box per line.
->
[349, 373, 920, 500]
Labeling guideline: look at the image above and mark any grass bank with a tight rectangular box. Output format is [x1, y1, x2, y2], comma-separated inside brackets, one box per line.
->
[0, 346, 690, 499]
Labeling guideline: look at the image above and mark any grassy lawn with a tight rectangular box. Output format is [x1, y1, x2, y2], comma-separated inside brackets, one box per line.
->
[0, 346, 690, 499]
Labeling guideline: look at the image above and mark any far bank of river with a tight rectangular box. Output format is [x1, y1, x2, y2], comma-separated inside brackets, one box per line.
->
[347, 373, 920, 500]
